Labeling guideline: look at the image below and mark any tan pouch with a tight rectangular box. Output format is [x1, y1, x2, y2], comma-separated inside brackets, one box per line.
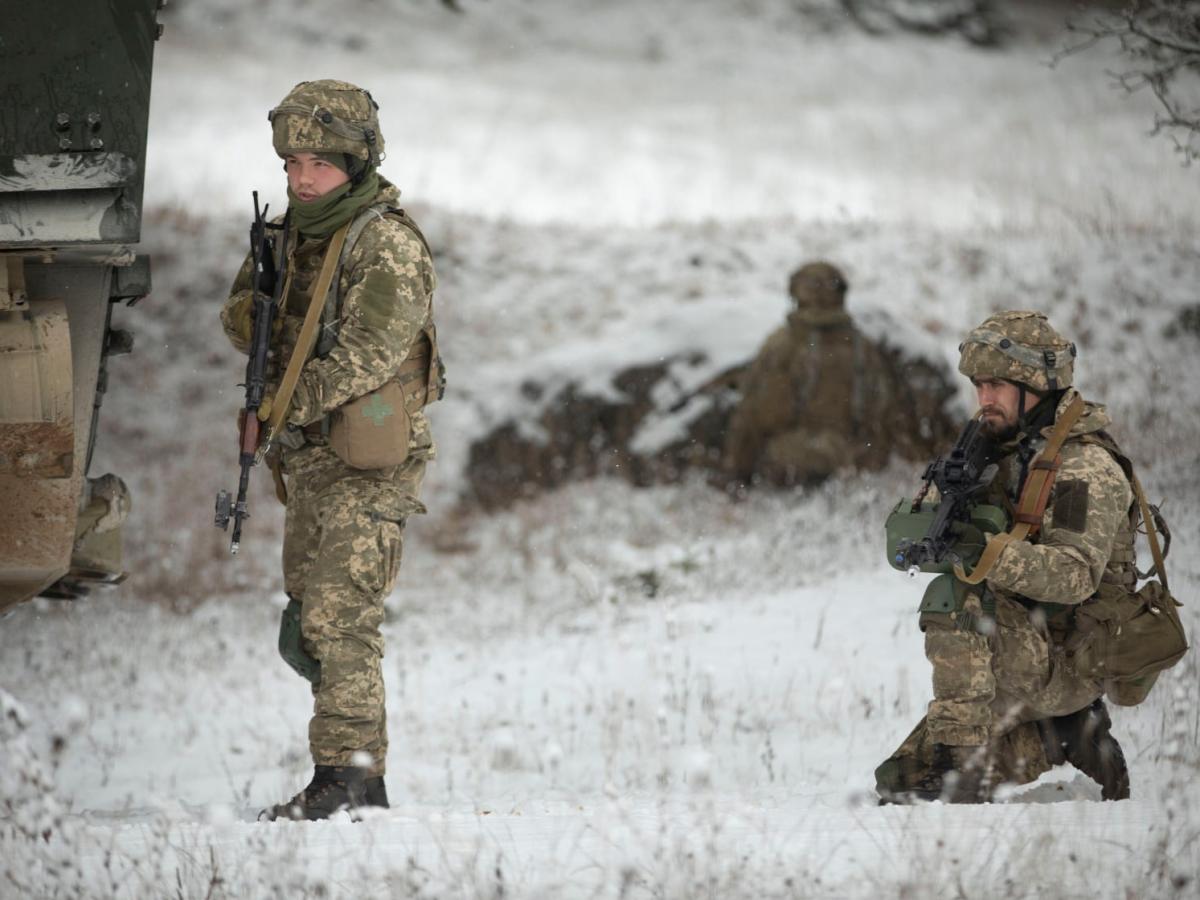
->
[329, 380, 412, 469]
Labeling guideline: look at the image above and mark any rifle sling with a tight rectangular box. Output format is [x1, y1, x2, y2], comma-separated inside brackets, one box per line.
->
[955, 393, 1085, 586]
[259, 222, 351, 456]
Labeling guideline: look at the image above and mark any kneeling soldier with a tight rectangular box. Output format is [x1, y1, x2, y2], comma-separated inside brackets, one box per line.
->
[876, 310, 1165, 803]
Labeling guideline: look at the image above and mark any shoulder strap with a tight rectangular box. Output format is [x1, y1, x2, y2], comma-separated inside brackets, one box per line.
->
[955, 393, 1085, 585]
[317, 203, 435, 358]
[259, 222, 351, 454]
[1077, 429, 1170, 578]
[1077, 430, 1135, 481]
[313, 203, 445, 407]
[1131, 472, 1171, 594]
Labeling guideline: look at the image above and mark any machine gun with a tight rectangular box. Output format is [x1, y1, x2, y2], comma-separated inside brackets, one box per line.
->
[214, 193, 290, 554]
[889, 415, 1001, 576]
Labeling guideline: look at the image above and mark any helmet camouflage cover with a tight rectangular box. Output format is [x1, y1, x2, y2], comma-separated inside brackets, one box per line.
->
[958, 309, 1076, 392]
[788, 261, 848, 310]
[269, 79, 384, 166]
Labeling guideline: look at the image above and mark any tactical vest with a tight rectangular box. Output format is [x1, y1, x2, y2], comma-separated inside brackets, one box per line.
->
[272, 202, 444, 447]
[984, 426, 1140, 615]
[315, 202, 445, 412]
[1077, 431, 1141, 593]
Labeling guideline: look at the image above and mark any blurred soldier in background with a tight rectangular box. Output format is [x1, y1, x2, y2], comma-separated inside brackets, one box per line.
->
[220, 80, 443, 820]
[875, 310, 1170, 804]
[723, 262, 908, 486]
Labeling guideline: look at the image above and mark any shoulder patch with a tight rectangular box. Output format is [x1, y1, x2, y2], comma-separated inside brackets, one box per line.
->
[1052, 479, 1089, 533]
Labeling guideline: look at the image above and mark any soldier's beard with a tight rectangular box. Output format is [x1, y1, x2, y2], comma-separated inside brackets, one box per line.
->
[980, 409, 1019, 443]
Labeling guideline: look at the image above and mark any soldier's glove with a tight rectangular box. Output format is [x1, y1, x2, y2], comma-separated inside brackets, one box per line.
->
[278, 598, 320, 684]
[256, 391, 276, 423]
[948, 521, 987, 571]
[226, 293, 256, 346]
[227, 292, 284, 347]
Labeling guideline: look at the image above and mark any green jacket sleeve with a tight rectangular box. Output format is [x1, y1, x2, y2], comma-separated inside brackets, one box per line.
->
[985, 442, 1132, 604]
[287, 217, 435, 426]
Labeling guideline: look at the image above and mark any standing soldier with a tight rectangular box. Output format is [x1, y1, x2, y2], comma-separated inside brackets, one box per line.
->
[876, 310, 1170, 803]
[219, 80, 443, 820]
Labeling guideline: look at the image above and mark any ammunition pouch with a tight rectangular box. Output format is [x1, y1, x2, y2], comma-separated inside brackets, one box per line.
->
[278, 597, 321, 684]
[327, 324, 441, 470]
[320, 203, 444, 471]
[885, 500, 1007, 574]
[1064, 580, 1188, 703]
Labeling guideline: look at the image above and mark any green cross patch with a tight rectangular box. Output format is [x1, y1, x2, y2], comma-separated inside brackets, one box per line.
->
[361, 393, 394, 427]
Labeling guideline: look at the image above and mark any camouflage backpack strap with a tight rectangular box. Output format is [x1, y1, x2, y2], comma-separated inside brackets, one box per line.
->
[955, 393, 1085, 585]
[316, 204, 445, 407]
[316, 202, 388, 358]
[383, 208, 446, 408]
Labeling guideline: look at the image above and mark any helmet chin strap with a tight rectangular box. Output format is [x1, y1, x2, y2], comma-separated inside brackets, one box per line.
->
[1016, 382, 1028, 435]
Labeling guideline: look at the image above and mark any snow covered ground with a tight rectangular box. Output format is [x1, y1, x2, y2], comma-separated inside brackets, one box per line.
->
[4, 1, 1200, 897]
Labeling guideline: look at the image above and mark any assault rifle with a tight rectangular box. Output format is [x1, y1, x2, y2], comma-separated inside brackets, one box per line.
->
[893, 415, 999, 576]
[214, 192, 290, 554]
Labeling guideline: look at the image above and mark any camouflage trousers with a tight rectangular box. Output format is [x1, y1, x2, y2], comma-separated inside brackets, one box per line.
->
[923, 591, 1101, 747]
[280, 443, 426, 777]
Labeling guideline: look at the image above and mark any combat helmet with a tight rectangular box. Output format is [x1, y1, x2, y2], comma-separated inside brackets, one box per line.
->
[789, 261, 847, 310]
[958, 310, 1076, 392]
[268, 79, 384, 169]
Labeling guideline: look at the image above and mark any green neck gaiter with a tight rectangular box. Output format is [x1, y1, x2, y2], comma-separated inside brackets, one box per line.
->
[287, 170, 380, 238]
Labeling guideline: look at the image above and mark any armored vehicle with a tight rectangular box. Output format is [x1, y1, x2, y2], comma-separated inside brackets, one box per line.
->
[0, 1, 165, 612]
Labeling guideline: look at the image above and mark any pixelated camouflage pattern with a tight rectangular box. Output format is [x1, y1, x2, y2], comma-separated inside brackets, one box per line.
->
[280, 451, 426, 775]
[923, 591, 1102, 746]
[958, 309, 1075, 391]
[877, 713, 1051, 798]
[917, 389, 1135, 748]
[985, 390, 1134, 606]
[270, 79, 384, 162]
[787, 261, 847, 311]
[220, 175, 437, 776]
[924, 591, 995, 744]
[220, 177, 437, 461]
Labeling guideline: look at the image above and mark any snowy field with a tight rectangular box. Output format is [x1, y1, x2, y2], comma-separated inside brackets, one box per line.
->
[4, 1, 1200, 897]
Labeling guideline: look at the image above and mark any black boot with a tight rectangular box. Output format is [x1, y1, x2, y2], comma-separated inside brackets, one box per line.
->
[364, 775, 389, 808]
[1039, 699, 1130, 801]
[260, 765, 368, 822]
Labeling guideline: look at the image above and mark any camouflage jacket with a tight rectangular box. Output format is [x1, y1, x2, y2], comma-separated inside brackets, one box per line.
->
[220, 178, 437, 460]
[983, 389, 1135, 607]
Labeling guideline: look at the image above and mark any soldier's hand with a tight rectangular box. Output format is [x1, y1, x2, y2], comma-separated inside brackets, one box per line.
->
[227, 293, 256, 345]
[228, 292, 283, 345]
[257, 391, 276, 423]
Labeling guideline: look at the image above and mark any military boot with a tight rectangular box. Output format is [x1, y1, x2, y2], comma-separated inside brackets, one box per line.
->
[877, 744, 993, 804]
[260, 765, 371, 822]
[1038, 700, 1130, 801]
[364, 775, 389, 808]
